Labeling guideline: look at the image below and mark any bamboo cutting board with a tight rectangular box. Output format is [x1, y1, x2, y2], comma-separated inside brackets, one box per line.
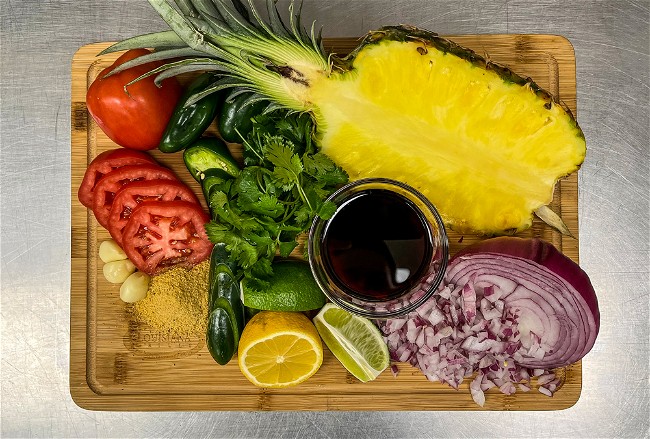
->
[71, 35, 582, 411]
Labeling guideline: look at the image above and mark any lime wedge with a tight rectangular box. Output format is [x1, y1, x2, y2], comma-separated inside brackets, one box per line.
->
[241, 260, 326, 311]
[313, 303, 390, 382]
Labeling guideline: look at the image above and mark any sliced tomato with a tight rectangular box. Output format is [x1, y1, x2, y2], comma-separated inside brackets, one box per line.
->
[78, 149, 156, 208]
[91, 164, 178, 228]
[121, 200, 212, 275]
[107, 179, 200, 245]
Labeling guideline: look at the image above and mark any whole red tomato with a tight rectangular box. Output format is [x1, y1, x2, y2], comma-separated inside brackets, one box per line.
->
[86, 49, 183, 150]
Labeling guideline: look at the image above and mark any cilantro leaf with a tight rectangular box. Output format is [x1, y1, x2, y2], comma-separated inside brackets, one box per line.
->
[209, 190, 261, 235]
[274, 112, 312, 152]
[248, 257, 274, 283]
[204, 222, 258, 268]
[303, 152, 334, 176]
[318, 200, 338, 220]
[266, 139, 303, 191]
[254, 194, 284, 218]
[233, 168, 284, 218]
[304, 152, 349, 186]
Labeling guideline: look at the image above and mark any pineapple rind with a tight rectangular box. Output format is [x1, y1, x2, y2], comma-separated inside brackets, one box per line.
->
[313, 33, 585, 234]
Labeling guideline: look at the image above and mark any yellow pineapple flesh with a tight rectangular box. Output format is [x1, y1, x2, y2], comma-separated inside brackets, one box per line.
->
[311, 37, 585, 234]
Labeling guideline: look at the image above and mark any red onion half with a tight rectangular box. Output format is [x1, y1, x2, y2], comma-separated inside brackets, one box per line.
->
[450, 237, 599, 368]
[378, 237, 599, 406]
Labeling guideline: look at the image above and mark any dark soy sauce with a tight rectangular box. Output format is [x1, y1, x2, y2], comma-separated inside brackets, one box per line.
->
[322, 189, 433, 301]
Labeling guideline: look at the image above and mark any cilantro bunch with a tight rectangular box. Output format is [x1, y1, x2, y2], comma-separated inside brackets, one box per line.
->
[204, 111, 348, 284]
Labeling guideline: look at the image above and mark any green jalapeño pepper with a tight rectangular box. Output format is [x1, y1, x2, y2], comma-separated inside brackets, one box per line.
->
[206, 243, 245, 365]
[159, 73, 224, 153]
[183, 137, 240, 183]
[218, 89, 268, 143]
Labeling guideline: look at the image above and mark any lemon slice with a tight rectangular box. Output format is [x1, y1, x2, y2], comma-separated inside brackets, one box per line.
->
[313, 303, 389, 382]
[238, 311, 323, 388]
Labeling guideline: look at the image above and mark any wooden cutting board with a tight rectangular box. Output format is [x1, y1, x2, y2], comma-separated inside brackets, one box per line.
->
[71, 35, 581, 411]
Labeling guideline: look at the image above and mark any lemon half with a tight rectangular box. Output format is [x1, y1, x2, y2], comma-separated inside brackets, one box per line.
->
[238, 311, 323, 388]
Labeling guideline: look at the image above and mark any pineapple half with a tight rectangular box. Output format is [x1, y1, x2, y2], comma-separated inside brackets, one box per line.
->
[104, 0, 585, 235]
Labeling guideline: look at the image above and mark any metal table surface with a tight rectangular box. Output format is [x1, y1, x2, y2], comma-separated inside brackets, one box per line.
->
[1, 0, 648, 437]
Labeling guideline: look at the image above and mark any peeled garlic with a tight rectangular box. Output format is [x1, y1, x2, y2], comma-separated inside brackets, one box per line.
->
[120, 272, 151, 303]
[99, 239, 127, 263]
[103, 259, 136, 284]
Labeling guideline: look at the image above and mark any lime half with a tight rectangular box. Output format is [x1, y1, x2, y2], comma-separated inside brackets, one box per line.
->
[242, 260, 326, 311]
[313, 303, 390, 382]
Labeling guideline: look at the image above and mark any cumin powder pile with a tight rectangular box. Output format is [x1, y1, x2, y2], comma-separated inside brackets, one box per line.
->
[134, 260, 210, 337]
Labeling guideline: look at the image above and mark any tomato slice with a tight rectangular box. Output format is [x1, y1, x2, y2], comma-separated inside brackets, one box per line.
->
[107, 179, 200, 245]
[91, 164, 178, 228]
[121, 200, 213, 275]
[78, 149, 156, 208]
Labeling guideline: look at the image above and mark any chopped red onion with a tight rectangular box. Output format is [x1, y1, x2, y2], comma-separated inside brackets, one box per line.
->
[377, 237, 599, 407]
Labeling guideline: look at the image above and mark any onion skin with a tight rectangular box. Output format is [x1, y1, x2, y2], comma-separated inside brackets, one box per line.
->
[453, 237, 600, 328]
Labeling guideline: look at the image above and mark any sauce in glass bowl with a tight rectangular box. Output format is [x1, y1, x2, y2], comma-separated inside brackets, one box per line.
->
[322, 188, 433, 301]
[308, 178, 448, 319]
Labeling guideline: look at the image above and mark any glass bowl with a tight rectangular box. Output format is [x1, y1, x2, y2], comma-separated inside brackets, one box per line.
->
[308, 178, 449, 319]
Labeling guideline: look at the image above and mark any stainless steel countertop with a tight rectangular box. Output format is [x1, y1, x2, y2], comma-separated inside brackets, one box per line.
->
[1, 0, 648, 437]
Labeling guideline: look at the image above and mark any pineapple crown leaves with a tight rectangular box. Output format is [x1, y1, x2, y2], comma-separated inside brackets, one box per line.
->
[100, 0, 330, 111]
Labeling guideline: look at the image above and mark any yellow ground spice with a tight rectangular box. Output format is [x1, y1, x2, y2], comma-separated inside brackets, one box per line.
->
[134, 260, 210, 337]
